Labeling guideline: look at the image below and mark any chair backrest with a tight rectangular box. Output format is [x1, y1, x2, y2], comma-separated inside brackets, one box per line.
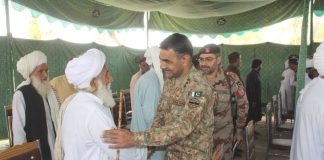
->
[0, 140, 42, 160]
[266, 102, 273, 147]
[4, 105, 13, 147]
[277, 92, 283, 124]
[272, 95, 280, 129]
[245, 120, 255, 160]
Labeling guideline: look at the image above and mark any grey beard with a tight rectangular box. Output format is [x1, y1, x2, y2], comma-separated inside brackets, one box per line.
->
[31, 76, 51, 97]
[96, 81, 116, 108]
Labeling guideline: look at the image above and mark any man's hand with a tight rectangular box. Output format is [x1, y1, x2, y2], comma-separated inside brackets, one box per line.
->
[235, 128, 244, 146]
[101, 129, 136, 148]
[147, 146, 155, 158]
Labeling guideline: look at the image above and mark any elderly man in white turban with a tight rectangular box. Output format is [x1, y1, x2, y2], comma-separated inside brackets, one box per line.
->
[12, 50, 60, 160]
[55, 48, 146, 160]
[131, 46, 165, 160]
[290, 43, 324, 160]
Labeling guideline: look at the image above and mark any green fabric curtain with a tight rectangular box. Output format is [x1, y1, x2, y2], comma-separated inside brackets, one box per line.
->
[10, 39, 143, 91]
[0, 36, 320, 138]
[0, 36, 14, 139]
[0, 38, 143, 138]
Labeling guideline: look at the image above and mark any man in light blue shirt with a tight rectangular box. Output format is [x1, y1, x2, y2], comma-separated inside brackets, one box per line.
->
[131, 46, 165, 160]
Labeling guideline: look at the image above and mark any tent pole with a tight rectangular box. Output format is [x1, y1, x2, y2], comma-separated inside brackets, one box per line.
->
[4, 0, 15, 91]
[295, 0, 310, 115]
[144, 11, 150, 49]
[309, 0, 314, 55]
[4, 0, 10, 35]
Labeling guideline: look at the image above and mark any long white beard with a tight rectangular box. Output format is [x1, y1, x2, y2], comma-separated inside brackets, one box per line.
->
[96, 80, 116, 108]
[31, 76, 51, 97]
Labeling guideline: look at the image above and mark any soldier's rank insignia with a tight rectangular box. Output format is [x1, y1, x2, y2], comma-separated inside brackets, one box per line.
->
[188, 98, 200, 108]
[191, 91, 203, 97]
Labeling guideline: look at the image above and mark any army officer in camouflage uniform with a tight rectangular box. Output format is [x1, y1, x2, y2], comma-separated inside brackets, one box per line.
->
[102, 33, 215, 160]
[198, 44, 249, 160]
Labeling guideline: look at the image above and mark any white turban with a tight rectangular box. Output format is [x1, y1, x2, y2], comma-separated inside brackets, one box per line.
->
[16, 50, 47, 80]
[306, 58, 314, 68]
[65, 48, 106, 89]
[314, 43, 324, 76]
[144, 46, 164, 90]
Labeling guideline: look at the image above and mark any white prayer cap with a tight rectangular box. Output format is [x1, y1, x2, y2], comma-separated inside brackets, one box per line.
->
[306, 58, 314, 68]
[314, 43, 324, 76]
[16, 50, 47, 80]
[65, 48, 106, 89]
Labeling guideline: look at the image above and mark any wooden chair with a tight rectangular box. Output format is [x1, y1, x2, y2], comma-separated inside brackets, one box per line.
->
[0, 140, 42, 160]
[245, 120, 255, 160]
[4, 105, 13, 147]
[266, 102, 291, 160]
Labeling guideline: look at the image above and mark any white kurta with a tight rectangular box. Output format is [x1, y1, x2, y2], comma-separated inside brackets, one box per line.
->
[279, 68, 296, 114]
[290, 77, 324, 160]
[12, 91, 56, 159]
[61, 91, 146, 160]
[305, 73, 312, 86]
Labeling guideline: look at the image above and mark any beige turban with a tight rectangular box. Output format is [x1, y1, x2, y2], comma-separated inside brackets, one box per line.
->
[65, 48, 106, 89]
[314, 43, 324, 76]
[16, 50, 47, 80]
[144, 46, 164, 90]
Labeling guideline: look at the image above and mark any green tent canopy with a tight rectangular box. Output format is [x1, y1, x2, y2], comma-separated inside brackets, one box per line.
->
[10, 0, 323, 34]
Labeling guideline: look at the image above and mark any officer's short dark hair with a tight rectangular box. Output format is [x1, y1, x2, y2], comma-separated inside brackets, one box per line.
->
[251, 59, 262, 69]
[228, 52, 240, 64]
[160, 33, 193, 57]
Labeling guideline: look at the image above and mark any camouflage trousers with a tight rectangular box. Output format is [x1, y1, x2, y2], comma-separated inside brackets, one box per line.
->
[212, 128, 233, 160]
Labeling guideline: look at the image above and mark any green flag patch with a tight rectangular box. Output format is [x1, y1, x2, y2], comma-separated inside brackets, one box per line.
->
[191, 91, 203, 97]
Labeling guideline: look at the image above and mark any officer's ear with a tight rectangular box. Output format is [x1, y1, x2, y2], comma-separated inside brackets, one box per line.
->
[180, 54, 191, 66]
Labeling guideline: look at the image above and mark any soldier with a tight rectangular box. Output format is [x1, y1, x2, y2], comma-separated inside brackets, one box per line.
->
[102, 33, 215, 160]
[198, 44, 249, 160]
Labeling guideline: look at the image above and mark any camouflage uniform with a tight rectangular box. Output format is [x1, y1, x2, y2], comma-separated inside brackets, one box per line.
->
[133, 68, 215, 160]
[210, 69, 249, 160]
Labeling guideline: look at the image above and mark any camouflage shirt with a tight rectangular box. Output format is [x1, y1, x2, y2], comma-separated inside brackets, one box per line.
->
[210, 69, 249, 159]
[133, 68, 215, 160]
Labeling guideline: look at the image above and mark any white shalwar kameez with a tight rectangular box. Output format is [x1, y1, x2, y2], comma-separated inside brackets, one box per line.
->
[279, 68, 296, 114]
[290, 77, 324, 160]
[61, 91, 146, 160]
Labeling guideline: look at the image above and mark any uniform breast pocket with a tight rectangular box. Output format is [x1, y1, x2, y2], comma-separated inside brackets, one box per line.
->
[217, 93, 230, 103]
